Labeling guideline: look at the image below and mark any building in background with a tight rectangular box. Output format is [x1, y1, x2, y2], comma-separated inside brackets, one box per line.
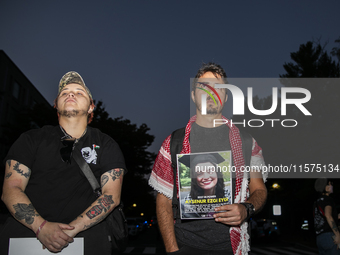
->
[0, 50, 53, 163]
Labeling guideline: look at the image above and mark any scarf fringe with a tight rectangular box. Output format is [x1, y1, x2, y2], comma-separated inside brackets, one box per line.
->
[148, 175, 173, 199]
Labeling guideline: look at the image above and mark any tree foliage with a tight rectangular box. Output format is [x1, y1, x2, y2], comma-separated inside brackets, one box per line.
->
[90, 101, 157, 216]
[90, 101, 156, 176]
[331, 36, 340, 62]
[281, 41, 340, 78]
[234, 39, 340, 233]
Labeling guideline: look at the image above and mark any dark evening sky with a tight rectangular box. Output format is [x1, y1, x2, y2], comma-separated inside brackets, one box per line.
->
[1, 0, 339, 151]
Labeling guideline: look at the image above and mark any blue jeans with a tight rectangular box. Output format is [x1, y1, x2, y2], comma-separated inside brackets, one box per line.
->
[317, 232, 340, 255]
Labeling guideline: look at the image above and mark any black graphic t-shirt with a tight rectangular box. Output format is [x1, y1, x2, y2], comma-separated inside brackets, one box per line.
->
[314, 195, 338, 235]
[5, 125, 126, 224]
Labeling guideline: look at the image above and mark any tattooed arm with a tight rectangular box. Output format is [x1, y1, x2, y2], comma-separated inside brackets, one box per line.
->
[64, 168, 124, 237]
[1, 159, 74, 252]
[325, 205, 340, 245]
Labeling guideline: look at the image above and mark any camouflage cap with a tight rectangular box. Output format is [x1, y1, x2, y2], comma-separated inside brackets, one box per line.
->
[58, 71, 93, 99]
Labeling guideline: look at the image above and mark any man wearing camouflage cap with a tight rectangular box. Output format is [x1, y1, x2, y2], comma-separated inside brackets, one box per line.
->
[1, 71, 126, 254]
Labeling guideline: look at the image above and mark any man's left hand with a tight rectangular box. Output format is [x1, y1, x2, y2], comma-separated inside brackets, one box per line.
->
[213, 204, 247, 225]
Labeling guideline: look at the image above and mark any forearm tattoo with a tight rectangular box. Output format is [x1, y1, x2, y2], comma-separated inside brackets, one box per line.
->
[86, 195, 114, 219]
[5, 173, 12, 179]
[13, 203, 38, 225]
[332, 220, 339, 232]
[13, 162, 31, 179]
[84, 214, 107, 230]
[108, 168, 124, 182]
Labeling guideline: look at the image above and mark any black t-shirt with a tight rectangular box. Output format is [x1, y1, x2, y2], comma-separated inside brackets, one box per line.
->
[174, 123, 233, 251]
[314, 195, 338, 235]
[4, 125, 126, 224]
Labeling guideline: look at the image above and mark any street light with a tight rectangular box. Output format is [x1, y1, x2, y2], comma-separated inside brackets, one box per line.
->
[272, 183, 280, 189]
[272, 183, 281, 216]
[133, 203, 137, 207]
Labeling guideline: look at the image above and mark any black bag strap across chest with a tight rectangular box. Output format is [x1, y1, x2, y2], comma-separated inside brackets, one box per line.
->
[73, 137, 102, 197]
[170, 127, 185, 219]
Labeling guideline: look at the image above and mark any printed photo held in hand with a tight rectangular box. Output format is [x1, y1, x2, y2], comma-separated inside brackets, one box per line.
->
[177, 152, 232, 219]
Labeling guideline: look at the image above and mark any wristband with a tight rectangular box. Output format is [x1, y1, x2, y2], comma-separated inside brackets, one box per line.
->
[239, 203, 255, 220]
[36, 220, 47, 237]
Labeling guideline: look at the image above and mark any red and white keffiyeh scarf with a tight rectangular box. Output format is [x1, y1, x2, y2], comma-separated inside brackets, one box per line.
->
[149, 115, 251, 254]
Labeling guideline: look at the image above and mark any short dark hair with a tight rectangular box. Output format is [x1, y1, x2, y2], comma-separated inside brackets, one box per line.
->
[192, 62, 228, 92]
[314, 178, 328, 193]
[195, 62, 227, 79]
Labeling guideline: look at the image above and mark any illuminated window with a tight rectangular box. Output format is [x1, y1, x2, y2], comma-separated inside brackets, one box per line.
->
[273, 205, 281, 216]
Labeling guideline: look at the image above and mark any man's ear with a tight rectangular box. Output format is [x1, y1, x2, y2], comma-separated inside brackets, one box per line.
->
[88, 104, 94, 114]
[191, 90, 196, 103]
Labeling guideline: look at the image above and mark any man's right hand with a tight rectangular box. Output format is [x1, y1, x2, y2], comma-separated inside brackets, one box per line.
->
[37, 222, 74, 252]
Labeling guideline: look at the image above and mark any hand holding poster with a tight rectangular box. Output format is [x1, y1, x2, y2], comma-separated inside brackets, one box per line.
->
[177, 151, 232, 219]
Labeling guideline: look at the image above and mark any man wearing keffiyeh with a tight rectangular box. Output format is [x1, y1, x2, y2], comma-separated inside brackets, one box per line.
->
[148, 62, 267, 255]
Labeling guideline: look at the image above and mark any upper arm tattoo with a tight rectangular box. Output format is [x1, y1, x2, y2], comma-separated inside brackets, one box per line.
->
[107, 168, 124, 182]
[5, 160, 12, 179]
[101, 175, 109, 188]
[13, 203, 38, 225]
[13, 162, 31, 179]
[101, 168, 124, 188]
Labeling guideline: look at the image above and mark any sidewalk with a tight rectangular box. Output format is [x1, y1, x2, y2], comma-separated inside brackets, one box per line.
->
[280, 231, 318, 251]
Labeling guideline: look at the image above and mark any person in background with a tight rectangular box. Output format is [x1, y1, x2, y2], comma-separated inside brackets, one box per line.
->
[314, 178, 340, 254]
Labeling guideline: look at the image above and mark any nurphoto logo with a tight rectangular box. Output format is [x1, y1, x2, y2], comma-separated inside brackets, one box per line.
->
[198, 83, 312, 128]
